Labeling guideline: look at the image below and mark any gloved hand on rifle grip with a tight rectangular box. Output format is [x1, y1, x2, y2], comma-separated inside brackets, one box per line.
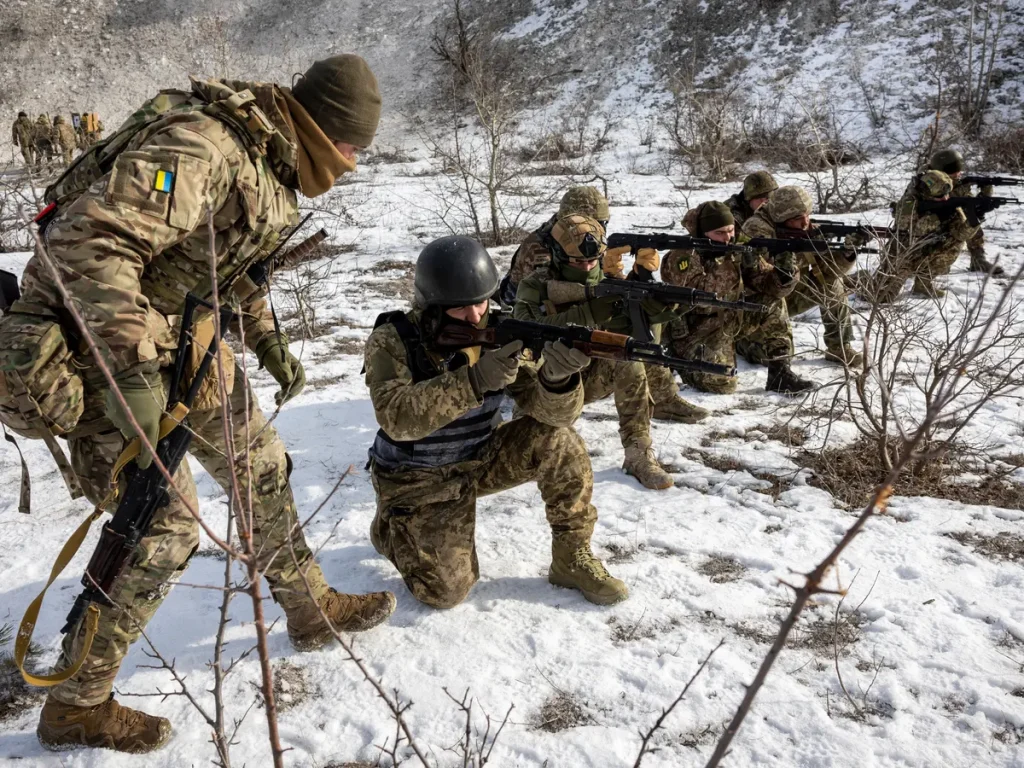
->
[633, 247, 660, 274]
[539, 341, 590, 387]
[104, 369, 165, 469]
[256, 334, 306, 406]
[774, 251, 796, 284]
[468, 340, 523, 395]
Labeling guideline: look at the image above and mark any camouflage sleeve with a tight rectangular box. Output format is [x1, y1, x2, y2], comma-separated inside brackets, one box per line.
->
[513, 273, 597, 327]
[236, 296, 277, 351]
[738, 222, 798, 299]
[660, 248, 700, 287]
[506, 360, 583, 428]
[44, 124, 235, 373]
[363, 322, 483, 442]
[509, 237, 552, 286]
[741, 216, 776, 240]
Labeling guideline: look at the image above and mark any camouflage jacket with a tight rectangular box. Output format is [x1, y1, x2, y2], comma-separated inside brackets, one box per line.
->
[888, 191, 977, 266]
[54, 121, 77, 151]
[503, 214, 558, 303]
[17, 78, 305, 375]
[742, 208, 856, 282]
[33, 117, 54, 144]
[363, 309, 584, 446]
[11, 116, 33, 146]
[724, 191, 754, 228]
[513, 266, 606, 328]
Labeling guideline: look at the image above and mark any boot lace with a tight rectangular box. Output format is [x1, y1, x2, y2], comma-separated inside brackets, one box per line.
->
[571, 546, 611, 580]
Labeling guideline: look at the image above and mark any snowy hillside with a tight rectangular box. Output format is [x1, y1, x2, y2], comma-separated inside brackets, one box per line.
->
[1, 148, 1023, 766]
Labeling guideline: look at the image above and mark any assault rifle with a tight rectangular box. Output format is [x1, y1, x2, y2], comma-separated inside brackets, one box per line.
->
[960, 175, 1024, 188]
[607, 232, 752, 256]
[61, 293, 233, 634]
[435, 314, 737, 377]
[810, 219, 892, 240]
[915, 196, 1021, 227]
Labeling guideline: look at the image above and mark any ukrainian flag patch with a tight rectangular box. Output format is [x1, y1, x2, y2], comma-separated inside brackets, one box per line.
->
[154, 169, 173, 193]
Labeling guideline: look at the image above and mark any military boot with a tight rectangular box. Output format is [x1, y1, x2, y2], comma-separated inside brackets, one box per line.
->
[824, 346, 864, 368]
[37, 695, 171, 753]
[968, 251, 1006, 277]
[646, 364, 710, 423]
[622, 439, 674, 490]
[287, 588, 397, 651]
[911, 278, 945, 299]
[549, 541, 628, 605]
[765, 361, 815, 395]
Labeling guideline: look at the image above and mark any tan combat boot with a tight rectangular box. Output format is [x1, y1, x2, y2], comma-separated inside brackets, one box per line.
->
[287, 588, 397, 651]
[646, 364, 710, 423]
[622, 439, 673, 490]
[37, 695, 171, 753]
[549, 541, 628, 605]
[824, 346, 864, 368]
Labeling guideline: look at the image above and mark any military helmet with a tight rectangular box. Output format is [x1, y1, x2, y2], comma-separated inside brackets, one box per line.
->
[413, 236, 499, 308]
[743, 170, 779, 201]
[53, 115, 63, 124]
[767, 186, 813, 223]
[551, 215, 607, 262]
[18, 111, 27, 118]
[928, 149, 965, 175]
[918, 170, 954, 200]
[558, 186, 610, 221]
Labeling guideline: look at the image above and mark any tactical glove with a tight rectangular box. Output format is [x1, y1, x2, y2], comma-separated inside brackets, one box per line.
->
[633, 247, 660, 274]
[774, 252, 796, 284]
[539, 341, 590, 386]
[468, 340, 523, 395]
[256, 335, 306, 406]
[104, 370, 165, 469]
[603, 246, 628, 279]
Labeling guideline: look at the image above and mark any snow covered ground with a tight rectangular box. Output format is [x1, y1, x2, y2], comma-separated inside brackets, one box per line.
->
[1, 155, 1023, 767]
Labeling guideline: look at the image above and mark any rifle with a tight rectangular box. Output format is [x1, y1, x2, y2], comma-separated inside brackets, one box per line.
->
[61, 292, 234, 635]
[960, 175, 1024, 188]
[435, 314, 737, 377]
[244, 212, 315, 287]
[607, 232, 752, 256]
[810, 219, 892, 240]
[915, 196, 1021, 227]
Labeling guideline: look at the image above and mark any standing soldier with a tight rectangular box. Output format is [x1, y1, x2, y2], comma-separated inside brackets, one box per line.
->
[366, 236, 628, 608]
[502, 185, 708, 424]
[926, 148, 1004, 276]
[725, 170, 779, 228]
[741, 186, 862, 367]
[53, 115, 77, 166]
[33, 114, 55, 169]
[661, 201, 808, 394]
[11, 111, 35, 166]
[11, 55, 395, 754]
[515, 215, 677, 490]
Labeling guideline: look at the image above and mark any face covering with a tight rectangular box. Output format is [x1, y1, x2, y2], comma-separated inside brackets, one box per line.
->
[557, 260, 602, 285]
[278, 89, 357, 197]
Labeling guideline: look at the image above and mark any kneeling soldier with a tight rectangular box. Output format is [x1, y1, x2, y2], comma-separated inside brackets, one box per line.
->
[365, 236, 628, 608]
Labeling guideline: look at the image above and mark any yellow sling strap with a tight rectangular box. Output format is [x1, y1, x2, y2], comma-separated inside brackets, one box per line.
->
[15, 402, 190, 687]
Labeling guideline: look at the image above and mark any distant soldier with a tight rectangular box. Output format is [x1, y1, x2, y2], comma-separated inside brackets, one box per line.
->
[741, 186, 862, 368]
[11, 111, 35, 166]
[83, 112, 105, 147]
[927, 148, 1004, 276]
[502, 185, 709, 424]
[33, 114, 55, 168]
[872, 170, 977, 301]
[725, 170, 779, 228]
[53, 115, 77, 165]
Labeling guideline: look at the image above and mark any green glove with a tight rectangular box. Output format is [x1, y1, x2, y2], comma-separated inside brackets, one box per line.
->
[540, 341, 590, 386]
[468, 340, 523, 395]
[774, 252, 796, 284]
[641, 297, 677, 326]
[587, 295, 622, 325]
[256, 335, 306, 406]
[104, 370, 165, 469]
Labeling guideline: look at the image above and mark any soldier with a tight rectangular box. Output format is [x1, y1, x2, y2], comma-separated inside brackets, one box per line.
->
[872, 170, 977, 301]
[14, 55, 395, 753]
[11, 111, 35, 166]
[725, 170, 779, 228]
[86, 112, 105, 146]
[33, 114, 55, 169]
[502, 185, 708, 424]
[927, 148, 1004, 276]
[53, 115, 77, 166]
[661, 201, 809, 394]
[366, 236, 628, 608]
[515, 215, 678, 490]
[741, 186, 863, 368]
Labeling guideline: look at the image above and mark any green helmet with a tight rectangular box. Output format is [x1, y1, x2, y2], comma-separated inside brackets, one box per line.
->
[413, 236, 499, 307]
[743, 170, 779, 201]
[928, 149, 965, 175]
[558, 186, 610, 221]
[767, 186, 813, 223]
[918, 170, 954, 200]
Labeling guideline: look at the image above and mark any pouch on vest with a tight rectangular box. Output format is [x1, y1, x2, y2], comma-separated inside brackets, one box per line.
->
[180, 314, 235, 411]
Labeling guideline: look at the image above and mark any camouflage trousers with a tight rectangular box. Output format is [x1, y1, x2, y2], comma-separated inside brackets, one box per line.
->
[50, 364, 327, 707]
[370, 416, 597, 608]
[874, 241, 962, 302]
[582, 358, 652, 447]
[666, 311, 740, 394]
[735, 299, 793, 366]
[19, 144, 34, 166]
[785, 272, 853, 353]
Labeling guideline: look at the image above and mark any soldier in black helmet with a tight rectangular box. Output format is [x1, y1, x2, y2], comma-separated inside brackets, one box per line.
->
[927, 148, 1005, 276]
[364, 236, 629, 608]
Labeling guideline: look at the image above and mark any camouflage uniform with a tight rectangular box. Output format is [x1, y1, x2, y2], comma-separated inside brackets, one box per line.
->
[724, 170, 778, 229]
[15, 77, 357, 708]
[12, 113, 35, 166]
[365, 311, 598, 608]
[53, 116, 77, 165]
[33, 115, 55, 167]
[952, 177, 990, 271]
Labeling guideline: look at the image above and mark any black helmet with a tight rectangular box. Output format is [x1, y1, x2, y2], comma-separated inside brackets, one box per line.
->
[413, 236, 499, 308]
[18, 111, 27, 118]
[929, 149, 965, 175]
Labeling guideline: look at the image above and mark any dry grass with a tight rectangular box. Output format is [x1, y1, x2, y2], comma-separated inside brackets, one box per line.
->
[753, 422, 808, 447]
[531, 691, 593, 732]
[272, 660, 314, 713]
[697, 554, 746, 584]
[944, 531, 1024, 564]
[607, 615, 659, 643]
[0, 622, 45, 722]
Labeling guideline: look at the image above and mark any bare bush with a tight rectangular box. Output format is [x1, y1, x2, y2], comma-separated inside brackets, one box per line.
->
[979, 122, 1024, 173]
[664, 73, 747, 181]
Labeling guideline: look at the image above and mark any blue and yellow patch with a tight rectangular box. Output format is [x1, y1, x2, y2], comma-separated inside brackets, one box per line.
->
[154, 169, 174, 193]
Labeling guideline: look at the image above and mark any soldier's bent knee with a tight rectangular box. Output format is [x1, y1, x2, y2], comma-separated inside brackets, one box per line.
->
[410, 576, 475, 609]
